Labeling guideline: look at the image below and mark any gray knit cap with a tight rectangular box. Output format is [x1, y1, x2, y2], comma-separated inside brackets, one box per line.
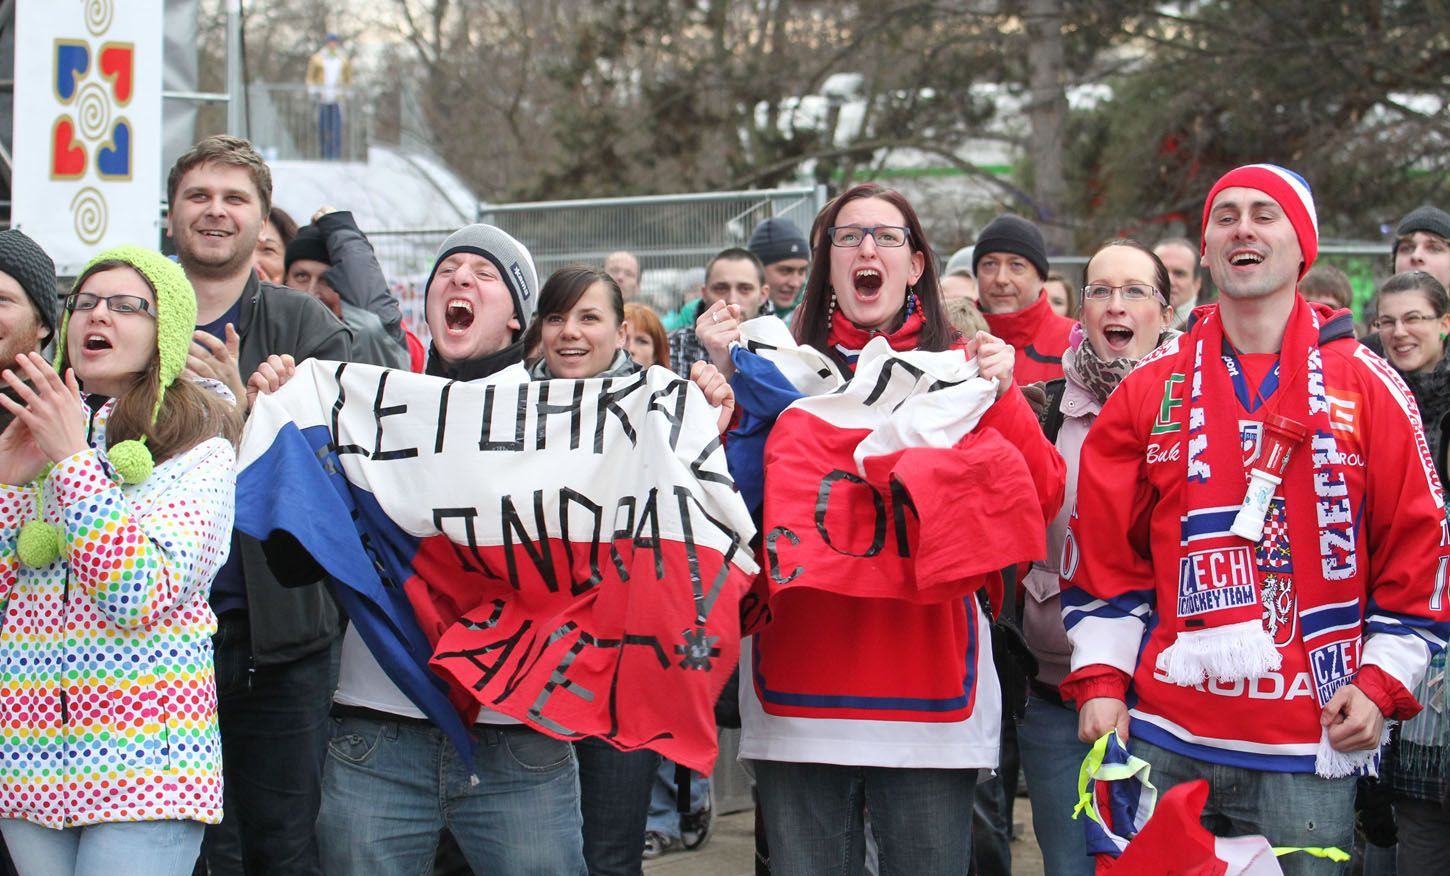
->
[943, 246, 975, 277]
[0, 229, 58, 335]
[424, 224, 539, 334]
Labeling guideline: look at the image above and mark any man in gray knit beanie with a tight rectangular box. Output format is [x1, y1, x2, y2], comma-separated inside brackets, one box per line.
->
[422, 223, 539, 378]
[316, 219, 587, 873]
[1392, 204, 1450, 290]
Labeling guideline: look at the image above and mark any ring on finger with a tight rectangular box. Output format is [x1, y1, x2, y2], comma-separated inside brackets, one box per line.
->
[711, 310, 722, 324]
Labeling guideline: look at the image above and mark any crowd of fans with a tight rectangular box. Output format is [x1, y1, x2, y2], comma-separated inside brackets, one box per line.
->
[0, 134, 1447, 876]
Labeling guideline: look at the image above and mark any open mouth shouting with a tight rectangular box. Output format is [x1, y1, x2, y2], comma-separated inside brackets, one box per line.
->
[1100, 323, 1137, 356]
[853, 267, 883, 298]
[81, 333, 113, 353]
[444, 298, 475, 333]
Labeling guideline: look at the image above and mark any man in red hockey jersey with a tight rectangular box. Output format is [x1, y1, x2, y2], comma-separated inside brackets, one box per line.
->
[1060, 164, 1450, 875]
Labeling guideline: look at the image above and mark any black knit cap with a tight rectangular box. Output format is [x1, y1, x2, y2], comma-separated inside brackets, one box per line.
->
[285, 224, 331, 274]
[0, 229, 58, 334]
[748, 217, 809, 266]
[972, 215, 1049, 280]
[1392, 205, 1450, 263]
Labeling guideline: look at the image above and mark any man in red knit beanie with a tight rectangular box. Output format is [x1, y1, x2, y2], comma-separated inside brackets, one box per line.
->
[1061, 163, 1450, 875]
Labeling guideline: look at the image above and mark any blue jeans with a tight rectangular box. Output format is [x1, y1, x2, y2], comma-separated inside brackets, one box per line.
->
[1, 819, 202, 876]
[645, 759, 710, 840]
[1133, 738, 1355, 876]
[1017, 695, 1094, 876]
[751, 759, 977, 876]
[971, 773, 1011, 876]
[316, 715, 586, 875]
[575, 737, 659, 876]
[318, 103, 342, 160]
[971, 715, 1016, 876]
[203, 615, 332, 876]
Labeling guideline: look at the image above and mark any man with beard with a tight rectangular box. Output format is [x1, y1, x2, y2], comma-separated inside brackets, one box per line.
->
[166, 134, 351, 876]
[0, 230, 57, 373]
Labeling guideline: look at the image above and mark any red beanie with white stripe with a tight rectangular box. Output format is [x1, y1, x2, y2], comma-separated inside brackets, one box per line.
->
[1201, 164, 1318, 279]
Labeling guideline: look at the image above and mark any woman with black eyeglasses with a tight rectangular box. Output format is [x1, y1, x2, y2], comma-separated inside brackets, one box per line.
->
[693, 183, 1064, 875]
[1363, 269, 1450, 872]
[0, 247, 240, 875]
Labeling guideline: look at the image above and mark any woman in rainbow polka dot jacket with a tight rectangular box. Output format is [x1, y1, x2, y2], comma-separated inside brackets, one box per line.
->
[0, 245, 241, 876]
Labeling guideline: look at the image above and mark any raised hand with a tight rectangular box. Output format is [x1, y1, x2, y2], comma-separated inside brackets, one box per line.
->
[0, 352, 87, 466]
[246, 354, 298, 411]
[689, 360, 736, 434]
[186, 325, 246, 409]
[695, 300, 744, 379]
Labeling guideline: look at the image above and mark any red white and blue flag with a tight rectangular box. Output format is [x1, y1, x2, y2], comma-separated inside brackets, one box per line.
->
[235, 360, 758, 773]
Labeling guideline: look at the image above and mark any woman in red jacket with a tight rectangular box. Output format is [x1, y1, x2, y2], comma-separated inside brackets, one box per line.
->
[696, 184, 1065, 875]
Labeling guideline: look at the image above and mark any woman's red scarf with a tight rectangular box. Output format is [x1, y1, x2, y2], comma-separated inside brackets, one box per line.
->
[826, 307, 948, 367]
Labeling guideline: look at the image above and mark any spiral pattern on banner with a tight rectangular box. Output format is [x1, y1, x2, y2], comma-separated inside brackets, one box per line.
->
[84, 0, 114, 36]
[75, 83, 112, 142]
[71, 187, 108, 245]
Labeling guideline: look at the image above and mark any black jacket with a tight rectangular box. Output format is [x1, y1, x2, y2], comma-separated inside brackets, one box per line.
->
[234, 274, 353, 666]
[317, 210, 408, 367]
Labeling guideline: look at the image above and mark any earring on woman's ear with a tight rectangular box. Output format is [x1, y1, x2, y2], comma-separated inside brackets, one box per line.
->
[826, 287, 837, 324]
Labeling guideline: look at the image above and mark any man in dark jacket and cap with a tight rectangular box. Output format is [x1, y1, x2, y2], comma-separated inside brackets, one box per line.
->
[748, 216, 810, 324]
[284, 207, 408, 368]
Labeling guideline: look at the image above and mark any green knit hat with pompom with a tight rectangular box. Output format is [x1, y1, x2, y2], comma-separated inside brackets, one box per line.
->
[54, 245, 198, 485]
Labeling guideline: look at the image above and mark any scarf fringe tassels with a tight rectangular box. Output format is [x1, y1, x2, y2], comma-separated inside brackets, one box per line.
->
[1314, 722, 1391, 779]
[1159, 620, 1283, 687]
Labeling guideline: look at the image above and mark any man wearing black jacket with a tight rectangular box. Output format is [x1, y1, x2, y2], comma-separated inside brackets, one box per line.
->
[285, 207, 408, 369]
[167, 134, 351, 876]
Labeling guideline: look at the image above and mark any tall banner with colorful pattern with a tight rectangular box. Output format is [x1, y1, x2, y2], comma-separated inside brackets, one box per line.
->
[12, 0, 164, 274]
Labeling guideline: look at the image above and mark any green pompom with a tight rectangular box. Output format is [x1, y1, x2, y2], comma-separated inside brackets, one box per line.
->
[108, 439, 154, 485]
[17, 520, 60, 568]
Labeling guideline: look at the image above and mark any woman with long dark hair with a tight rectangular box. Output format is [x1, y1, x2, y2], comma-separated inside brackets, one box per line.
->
[696, 184, 1064, 874]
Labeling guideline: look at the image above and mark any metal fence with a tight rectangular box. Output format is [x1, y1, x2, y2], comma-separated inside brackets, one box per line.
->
[365, 186, 828, 341]
[246, 83, 371, 163]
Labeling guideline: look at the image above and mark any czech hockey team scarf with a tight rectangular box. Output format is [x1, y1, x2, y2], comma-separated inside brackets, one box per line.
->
[235, 360, 758, 774]
[1158, 297, 1367, 776]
